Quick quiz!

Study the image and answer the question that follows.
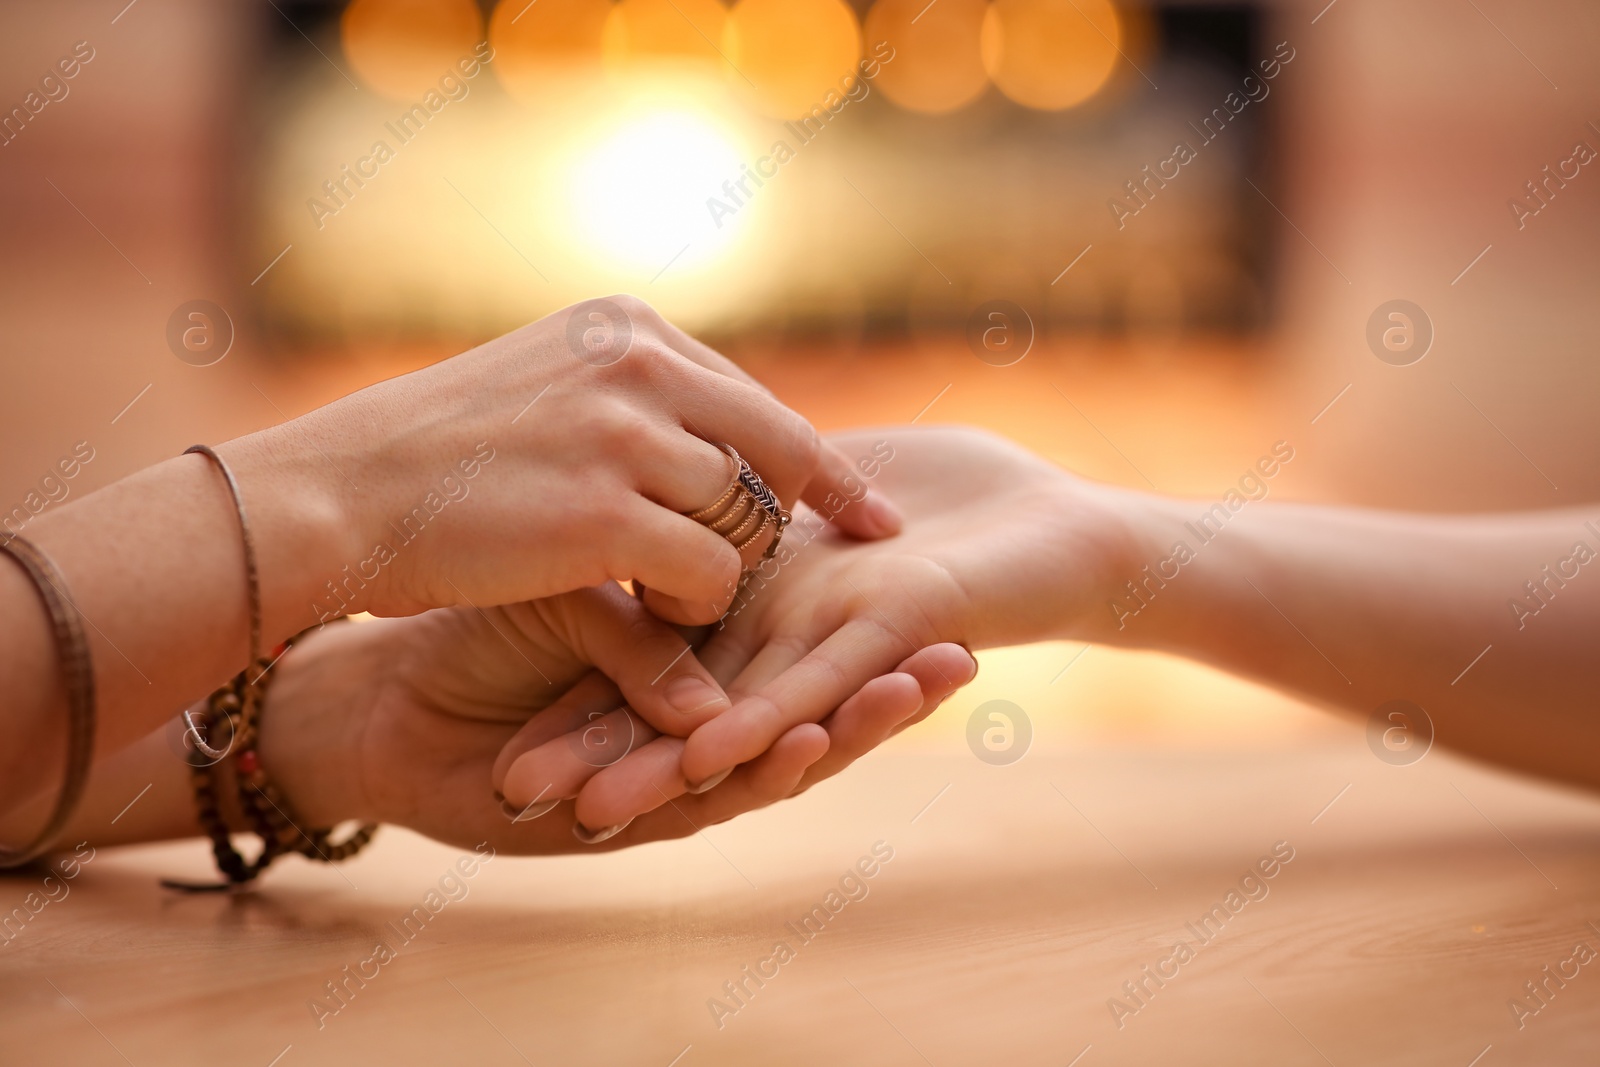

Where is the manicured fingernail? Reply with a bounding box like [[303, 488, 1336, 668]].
[[686, 767, 732, 795], [665, 676, 729, 716], [572, 818, 633, 845], [501, 797, 559, 823], [862, 490, 903, 535]]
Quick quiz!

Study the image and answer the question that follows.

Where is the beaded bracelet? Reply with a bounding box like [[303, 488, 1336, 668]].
[[0, 534, 96, 868], [163, 629, 377, 892]]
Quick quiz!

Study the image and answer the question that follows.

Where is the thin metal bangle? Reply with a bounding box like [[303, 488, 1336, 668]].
[[0, 534, 97, 867], [185, 443, 263, 691]]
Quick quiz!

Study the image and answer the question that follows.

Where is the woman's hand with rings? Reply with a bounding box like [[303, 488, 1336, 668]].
[[230, 295, 902, 630]]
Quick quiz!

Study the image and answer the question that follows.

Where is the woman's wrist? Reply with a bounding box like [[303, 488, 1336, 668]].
[[1056, 482, 1197, 648], [222, 424, 371, 631], [255, 621, 384, 828], [1070, 483, 1284, 657]]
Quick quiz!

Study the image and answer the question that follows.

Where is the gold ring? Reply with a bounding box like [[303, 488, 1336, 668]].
[[685, 443, 791, 571]]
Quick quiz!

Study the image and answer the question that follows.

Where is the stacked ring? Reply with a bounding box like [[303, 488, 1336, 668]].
[[686, 443, 792, 572]]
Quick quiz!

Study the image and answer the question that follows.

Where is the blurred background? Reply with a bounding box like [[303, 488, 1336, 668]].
[[2, 0, 1597, 751]]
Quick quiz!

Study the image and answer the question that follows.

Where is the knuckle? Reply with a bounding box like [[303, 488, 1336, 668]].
[[739, 693, 787, 734], [622, 609, 671, 650], [603, 293, 661, 330], [766, 630, 814, 667], [805, 646, 854, 693], [631, 340, 681, 377], [585, 397, 652, 450], [792, 419, 822, 474], [685, 532, 739, 591], [764, 410, 820, 494], [600, 338, 679, 389], [604, 292, 650, 315]]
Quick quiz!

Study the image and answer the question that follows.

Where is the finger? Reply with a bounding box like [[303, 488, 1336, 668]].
[[644, 320, 901, 541], [613, 501, 741, 624], [491, 670, 622, 793], [715, 627, 817, 698], [572, 735, 687, 833], [505, 614, 761, 812], [680, 615, 911, 786], [574, 647, 959, 839], [654, 359, 820, 507], [800, 440, 904, 540], [504, 708, 660, 812], [553, 584, 732, 736], [643, 310, 766, 390], [640, 582, 741, 630], [584, 724, 831, 849], [570, 693, 826, 832], [635, 428, 737, 514], [781, 648, 972, 807], [793, 646, 976, 793], [739, 723, 830, 799], [810, 672, 924, 764], [695, 624, 763, 689], [881, 644, 978, 729]]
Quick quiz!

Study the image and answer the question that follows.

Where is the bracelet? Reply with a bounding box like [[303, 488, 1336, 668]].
[[0, 534, 97, 868], [166, 444, 376, 890], [164, 627, 378, 892], [183, 444, 264, 758], [184, 444, 263, 675]]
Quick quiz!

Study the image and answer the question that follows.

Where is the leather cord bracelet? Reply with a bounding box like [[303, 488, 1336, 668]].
[[0, 534, 96, 868]]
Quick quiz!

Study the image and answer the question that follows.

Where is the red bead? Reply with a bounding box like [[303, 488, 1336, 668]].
[[236, 750, 259, 775]]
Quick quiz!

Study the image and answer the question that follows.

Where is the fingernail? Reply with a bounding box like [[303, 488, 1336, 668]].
[[572, 818, 633, 845], [862, 490, 903, 535], [501, 797, 559, 823], [665, 676, 729, 716], [685, 767, 732, 795]]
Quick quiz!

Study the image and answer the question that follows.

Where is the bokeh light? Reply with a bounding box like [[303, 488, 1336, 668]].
[[603, 0, 729, 77], [342, 0, 485, 100], [865, 0, 989, 115], [490, 0, 611, 105], [723, 0, 861, 121], [568, 111, 747, 274], [980, 0, 1121, 111]]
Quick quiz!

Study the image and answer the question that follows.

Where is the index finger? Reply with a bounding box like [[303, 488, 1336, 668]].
[[646, 315, 902, 541], [679, 615, 912, 786]]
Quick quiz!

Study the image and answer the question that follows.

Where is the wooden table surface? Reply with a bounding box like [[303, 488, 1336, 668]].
[[5, 683, 1600, 1067]]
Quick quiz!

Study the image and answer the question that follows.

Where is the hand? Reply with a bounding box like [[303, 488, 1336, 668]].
[[493, 425, 1132, 833], [226, 295, 902, 630], [257, 585, 965, 854]]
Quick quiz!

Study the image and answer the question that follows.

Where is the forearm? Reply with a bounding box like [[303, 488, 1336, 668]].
[[2, 620, 368, 851], [1084, 491, 1600, 788], [1, 429, 353, 815]]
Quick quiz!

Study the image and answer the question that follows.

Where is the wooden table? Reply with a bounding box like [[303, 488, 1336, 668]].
[[5, 674, 1600, 1067]]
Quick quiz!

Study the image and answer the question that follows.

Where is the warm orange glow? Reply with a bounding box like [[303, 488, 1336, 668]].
[[980, 0, 1121, 111], [724, 0, 861, 120], [490, 0, 611, 105], [865, 0, 989, 115], [342, 0, 485, 100], [603, 0, 729, 76]]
